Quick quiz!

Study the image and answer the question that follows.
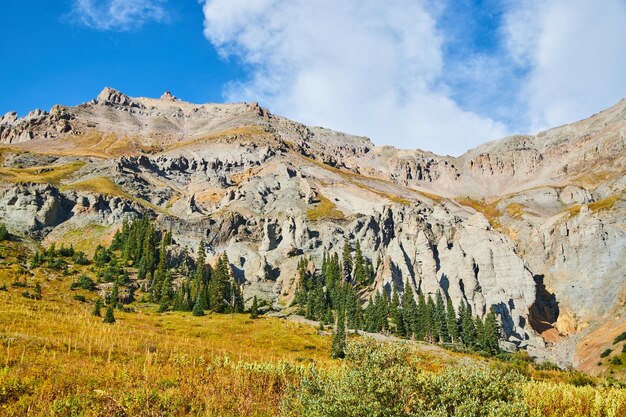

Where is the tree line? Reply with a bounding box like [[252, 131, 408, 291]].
[[293, 239, 501, 358]]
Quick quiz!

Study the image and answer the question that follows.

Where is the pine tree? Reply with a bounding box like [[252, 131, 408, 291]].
[[92, 298, 102, 317], [459, 301, 477, 348], [103, 305, 116, 323], [475, 315, 485, 351], [415, 291, 427, 340], [331, 308, 347, 359], [192, 240, 207, 301], [345, 286, 361, 330], [33, 282, 42, 300], [192, 294, 205, 316], [151, 231, 169, 302], [435, 290, 449, 343], [160, 271, 173, 304], [231, 282, 244, 313], [110, 283, 120, 308], [426, 294, 437, 342], [250, 295, 259, 319], [209, 253, 231, 313], [0, 223, 9, 241], [341, 239, 352, 282], [402, 284, 417, 338], [445, 296, 459, 343], [353, 240, 367, 286], [483, 310, 500, 355]]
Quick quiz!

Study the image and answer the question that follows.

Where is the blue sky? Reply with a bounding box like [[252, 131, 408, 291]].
[[0, 1, 243, 116], [2, 1, 625, 155]]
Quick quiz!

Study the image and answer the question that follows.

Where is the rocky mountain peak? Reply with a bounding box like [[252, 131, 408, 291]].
[[96, 87, 136, 107], [160, 91, 177, 101]]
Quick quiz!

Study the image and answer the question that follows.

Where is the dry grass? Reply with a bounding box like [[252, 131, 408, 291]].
[[306, 193, 345, 222], [166, 126, 269, 151], [6, 131, 164, 159], [300, 155, 442, 206], [524, 382, 626, 417], [505, 202, 527, 220], [455, 197, 502, 230], [45, 223, 116, 257], [0, 161, 85, 185], [0, 239, 332, 416], [566, 193, 623, 218]]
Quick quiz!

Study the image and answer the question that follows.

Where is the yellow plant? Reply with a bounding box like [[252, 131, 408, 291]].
[[0, 161, 85, 184], [306, 193, 345, 221]]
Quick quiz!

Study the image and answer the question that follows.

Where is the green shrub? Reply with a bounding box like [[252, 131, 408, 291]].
[[71, 274, 96, 291], [535, 361, 560, 371], [72, 251, 90, 265], [281, 339, 530, 417], [0, 223, 9, 241], [601, 348, 612, 358], [611, 357, 622, 366], [613, 332, 626, 344], [73, 294, 87, 302]]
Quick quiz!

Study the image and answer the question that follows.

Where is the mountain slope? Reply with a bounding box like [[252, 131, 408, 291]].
[[1, 88, 624, 368]]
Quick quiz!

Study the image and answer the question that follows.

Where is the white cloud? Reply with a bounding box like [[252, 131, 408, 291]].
[[72, 0, 168, 31], [503, 0, 626, 131], [201, 0, 509, 156]]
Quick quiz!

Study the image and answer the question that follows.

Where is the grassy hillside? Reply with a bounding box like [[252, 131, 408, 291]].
[[1, 237, 626, 416]]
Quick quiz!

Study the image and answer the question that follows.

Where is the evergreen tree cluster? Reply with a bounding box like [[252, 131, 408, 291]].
[[293, 240, 502, 356], [30, 243, 88, 271], [109, 218, 245, 316]]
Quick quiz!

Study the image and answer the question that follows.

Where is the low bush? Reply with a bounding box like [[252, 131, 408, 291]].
[[70, 274, 96, 291], [281, 339, 529, 417]]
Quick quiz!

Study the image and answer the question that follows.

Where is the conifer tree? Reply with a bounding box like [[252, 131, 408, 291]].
[[445, 296, 459, 343], [209, 253, 231, 313], [0, 223, 9, 241], [192, 294, 205, 316], [341, 239, 352, 282], [345, 285, 361, 330], [231, 281, 244, 313], [435, 291, 449, 343], [483, 310, 500, 355], [103, 305, 116, 323], [415, 291, 427, 340], [331, 308, 347, 359], [475, 315, 485, 351], [33, 282, 42, 300], [426, 294, 437, 342], [192, 240, 207, 303], [402, 284, 417, 338], [353, 241, 367, 286], [250, 295, 259, 319], [92, 298, 102, 317], [459, 301, 477, 347], [324, 306, 334, 325], [110, 283, 120, 308]]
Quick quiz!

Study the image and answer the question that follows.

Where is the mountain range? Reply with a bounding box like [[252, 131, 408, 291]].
[[1, 87, 624, 370]]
